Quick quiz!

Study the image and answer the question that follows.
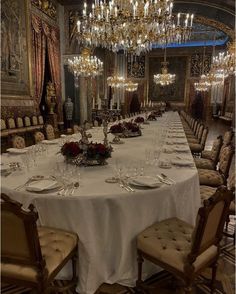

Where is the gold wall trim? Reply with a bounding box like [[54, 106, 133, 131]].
[[194, 15, 234, 40], [175, 0, 235, 16]]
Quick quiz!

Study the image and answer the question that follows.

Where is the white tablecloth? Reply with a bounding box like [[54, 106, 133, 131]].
[[1, 112, 201, 294]]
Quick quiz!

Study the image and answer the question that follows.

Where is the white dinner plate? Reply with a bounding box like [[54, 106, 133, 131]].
[[129, 176, 162, 188], [6, 148, 28, 154], [26, 179, 62, 193]]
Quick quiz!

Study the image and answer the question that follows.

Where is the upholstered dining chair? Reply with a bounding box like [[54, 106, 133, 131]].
[[187, 124, 204, 144], [16, 117, 25, 133], [12, 135, 26, 149], [24, 116, 31, 129], [1, 119, 8, 137], [1, 194, 78, 293], [189, 127, 208, 156], [38, 115, 44, 126], [136, 186, 233, 294], [73, 124, 80, 134], [34, 131, 45, 144], [194, 136, 223, 170], [198, 144, 234, 187], [45, 124, 55, 140], [7, 118, 17, 135]]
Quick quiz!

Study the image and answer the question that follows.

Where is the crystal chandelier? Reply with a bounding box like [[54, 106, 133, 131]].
[[76, 1, 194, 56], [211, 42, 235, 78], [107, 75, 126, 88], [153, 47, 176, 86], [67, 48, 103, 77], [125, 80, 138, 92]]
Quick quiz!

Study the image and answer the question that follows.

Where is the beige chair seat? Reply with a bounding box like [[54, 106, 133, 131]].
[[200, 186, 217, 202], [201, 150, 212, 160], [1, 130, 9, 137], [189, 143, 203, 153], [187, 138, 199, 144], [198, 169, 224, 187], [1, 227, 78, 283], [137, 217, 218, 274], [195, 158, 215, 170]]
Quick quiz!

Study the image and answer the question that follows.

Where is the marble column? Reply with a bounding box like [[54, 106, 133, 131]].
[[79, 77, 88, 125]]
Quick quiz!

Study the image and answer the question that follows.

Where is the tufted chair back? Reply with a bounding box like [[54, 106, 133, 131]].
[[228, 171, 235, 191], [194, 122, 201, 136], [190, 186, 232, 260], [210, 136, 223, 164], [24, 117, 31, 127], [7, 118, 16, 129], [32, 116, 38, 126], [34, 131, 45, 144], [12, 136, 26, 149], [218, 145, 234, 179], [223, 130, 234, 145], [1, 194, 43, 268], [45, 124, 55, 140], [197, 124, 204, 140], [1, 194, 79, 292], [200, 127, 208, 149], [1, 119, 7, 130], [73, 124, 80, 134], [93, 120, 99, 127], [16, 117, 24, 128], [38, 115, 44, 125]]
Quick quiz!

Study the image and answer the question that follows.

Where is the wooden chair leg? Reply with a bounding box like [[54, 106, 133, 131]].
[[184, 279, 193, 294], [225, 215, 230, 231], [210, 262, 218, 294], [136, 251, 144, 288]]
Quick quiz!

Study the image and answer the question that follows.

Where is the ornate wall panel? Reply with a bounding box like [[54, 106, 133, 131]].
[[127, 55, 145, 78], [1, 0, 33, 101], [148, 56, 187, 101], [190, 53, 212, 77]]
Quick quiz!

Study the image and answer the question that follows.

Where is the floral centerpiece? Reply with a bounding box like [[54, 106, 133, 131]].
[[134, 116, 145, 123], [123, 121, 142, 137], [109, 123, 125, 144], [109, 123, 125, 134], [148, 113, 157, 121], [61, 141, 112, 166]]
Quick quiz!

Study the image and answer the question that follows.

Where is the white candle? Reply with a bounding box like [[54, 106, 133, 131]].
[[177, 13, 180, 25], [117, 97, 120, 110], [77, 20, 81, 32], [115, 6, 117, 17], [190, 14, 194, 26]]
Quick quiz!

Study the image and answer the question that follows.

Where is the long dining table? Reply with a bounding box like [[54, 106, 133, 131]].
[[1, 112, 201, 294]]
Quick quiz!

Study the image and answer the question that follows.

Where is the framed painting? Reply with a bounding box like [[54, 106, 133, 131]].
[[1, 0, 33, 101]]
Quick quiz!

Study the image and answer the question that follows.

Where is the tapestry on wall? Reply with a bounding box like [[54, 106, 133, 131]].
[[148, 56, 186, 101], [1, 0, 32, 99], [127, 54, 145, 78], [31, 0, 57, 21]]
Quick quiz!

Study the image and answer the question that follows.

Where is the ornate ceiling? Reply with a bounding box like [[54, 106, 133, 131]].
[[57, 0, 235, 39]]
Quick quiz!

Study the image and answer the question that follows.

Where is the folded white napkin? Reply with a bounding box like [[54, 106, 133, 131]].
[[174, 146, 189, 152], [171, 159, 193, 166], [132, 176, 161, 187], [26, 179, 57, 192], [42, 140, 58, 144], [6, 148, 28, 154]]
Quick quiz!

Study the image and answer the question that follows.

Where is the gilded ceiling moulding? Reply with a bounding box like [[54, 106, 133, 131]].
[[194, 15, 234, 41]]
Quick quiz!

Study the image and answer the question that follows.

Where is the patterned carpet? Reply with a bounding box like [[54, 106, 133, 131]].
[[2, 222, 235, 294]]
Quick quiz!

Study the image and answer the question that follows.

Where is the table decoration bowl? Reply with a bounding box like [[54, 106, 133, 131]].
[[134, 117, 145, 124], [61, 141, 113, 166]]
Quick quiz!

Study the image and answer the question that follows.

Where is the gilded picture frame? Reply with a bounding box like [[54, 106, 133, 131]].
[[1, 0, 33, 101]]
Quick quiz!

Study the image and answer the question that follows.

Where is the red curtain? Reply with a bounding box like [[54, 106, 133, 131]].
[[32, 15, 46, 105], [32, 15, 63, 121]]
